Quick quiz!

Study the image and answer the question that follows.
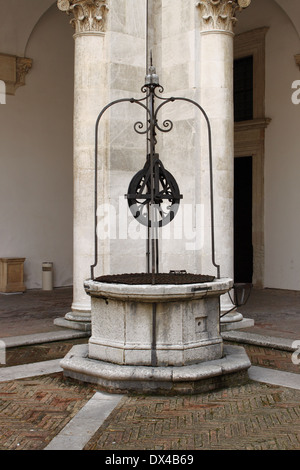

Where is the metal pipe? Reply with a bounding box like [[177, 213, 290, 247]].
[[146, 0, 150, 273], [151, 302, 157, 366]]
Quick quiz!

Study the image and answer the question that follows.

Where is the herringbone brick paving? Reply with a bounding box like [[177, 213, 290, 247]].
[[0, 338, 88, 368], [83, 343, 300, 451], [0, 373, 96, 450], [232, 343, 299, 374], [0, 340, 299, 450], [84, 381, 300, 451]]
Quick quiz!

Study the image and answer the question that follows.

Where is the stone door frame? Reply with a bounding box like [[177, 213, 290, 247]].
[[234, 27, 271, 288]]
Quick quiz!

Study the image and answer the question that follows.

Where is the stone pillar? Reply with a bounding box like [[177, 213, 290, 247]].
[[56, 0, 109, 330], [196, 0, 251, 324]]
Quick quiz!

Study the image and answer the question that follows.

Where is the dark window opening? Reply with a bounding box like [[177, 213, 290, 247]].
[[234, 56, 253, 122]]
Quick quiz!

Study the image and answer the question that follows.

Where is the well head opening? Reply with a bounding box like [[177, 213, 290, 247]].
[[95, 272, 215, 285]]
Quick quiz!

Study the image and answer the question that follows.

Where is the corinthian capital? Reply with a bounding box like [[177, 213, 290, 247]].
[[57, 0, 109, 35], [16, 58, 33, 89], [196, 0, 251, 33]]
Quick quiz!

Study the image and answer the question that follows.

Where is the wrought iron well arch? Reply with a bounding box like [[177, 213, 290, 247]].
[[90, 65, 221, 281]]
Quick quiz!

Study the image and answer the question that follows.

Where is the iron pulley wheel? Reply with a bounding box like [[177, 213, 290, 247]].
[[127, 157, 181, 228]]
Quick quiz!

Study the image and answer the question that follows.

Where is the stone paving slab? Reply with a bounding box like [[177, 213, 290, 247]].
[[248, 366, 300, 390], [0, 330, 89, 348], [222, 330, 296, 351], [44, 391, 123, 451], [0, 360, 62, 383]]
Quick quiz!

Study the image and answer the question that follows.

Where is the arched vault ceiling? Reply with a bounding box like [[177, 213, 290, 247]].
[[274, 0, 300, 40], [0, 0, 55, 56]]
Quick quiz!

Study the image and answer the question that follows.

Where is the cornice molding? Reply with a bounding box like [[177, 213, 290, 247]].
[[57, 0, 109, 35], [234, 118, 271, 133], [196, 0, 251, 33]]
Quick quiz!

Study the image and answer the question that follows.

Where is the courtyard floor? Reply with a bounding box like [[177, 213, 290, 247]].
[[0, 286, 299, 453]]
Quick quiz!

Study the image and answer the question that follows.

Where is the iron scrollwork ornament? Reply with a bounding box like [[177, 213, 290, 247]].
[[125, 62, 182, 228]]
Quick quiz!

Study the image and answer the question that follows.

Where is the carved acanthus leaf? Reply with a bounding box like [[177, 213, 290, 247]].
[[16, 58, 33, 89], [57, 0, 109, 34], [196, 0, 251, 32]]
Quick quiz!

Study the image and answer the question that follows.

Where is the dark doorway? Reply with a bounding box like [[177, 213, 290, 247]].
[[234, 156, 253, 283]]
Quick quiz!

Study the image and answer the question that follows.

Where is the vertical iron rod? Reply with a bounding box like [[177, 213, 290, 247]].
[[146, 0, 150, 274], [148, 57, 158, 282], [151, 303, 157, 366]]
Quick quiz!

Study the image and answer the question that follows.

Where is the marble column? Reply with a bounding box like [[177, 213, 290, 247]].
[[56, 0, 109, 330], [196, 0, 251, 324]]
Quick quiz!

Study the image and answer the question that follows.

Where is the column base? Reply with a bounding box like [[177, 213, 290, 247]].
[[220, 307, 254, 332], [220, 294, 251, 329], [220, 310, 243, 323], [54, 315, 91, 332], [54, 304, 91, 332], [65, 310, 91, 322], [220, 291, 255, 331], [220, 317, 254, 332]]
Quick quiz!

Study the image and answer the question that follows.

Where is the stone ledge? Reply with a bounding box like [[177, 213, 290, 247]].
[[0, 329, 89, 349], [54, 317, 91, 332], [222, 330, 296, 352], [84, 277, 233, 303], [60, 344, 251, 395]]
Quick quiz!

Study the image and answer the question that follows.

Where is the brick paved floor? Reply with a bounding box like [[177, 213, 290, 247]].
[[0, 340, 298, 450], [0, 373, 95, 450], [0, 338, 88, 368], [84, 381, 300, 451], [230, 343, 300, 374], [83, 342, 300, 451]]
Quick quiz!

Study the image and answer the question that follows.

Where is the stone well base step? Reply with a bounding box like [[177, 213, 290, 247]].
[[60, 344, 251, 395]]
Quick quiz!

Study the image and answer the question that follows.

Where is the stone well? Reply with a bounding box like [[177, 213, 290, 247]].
[[60, 275, 251, 394]]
